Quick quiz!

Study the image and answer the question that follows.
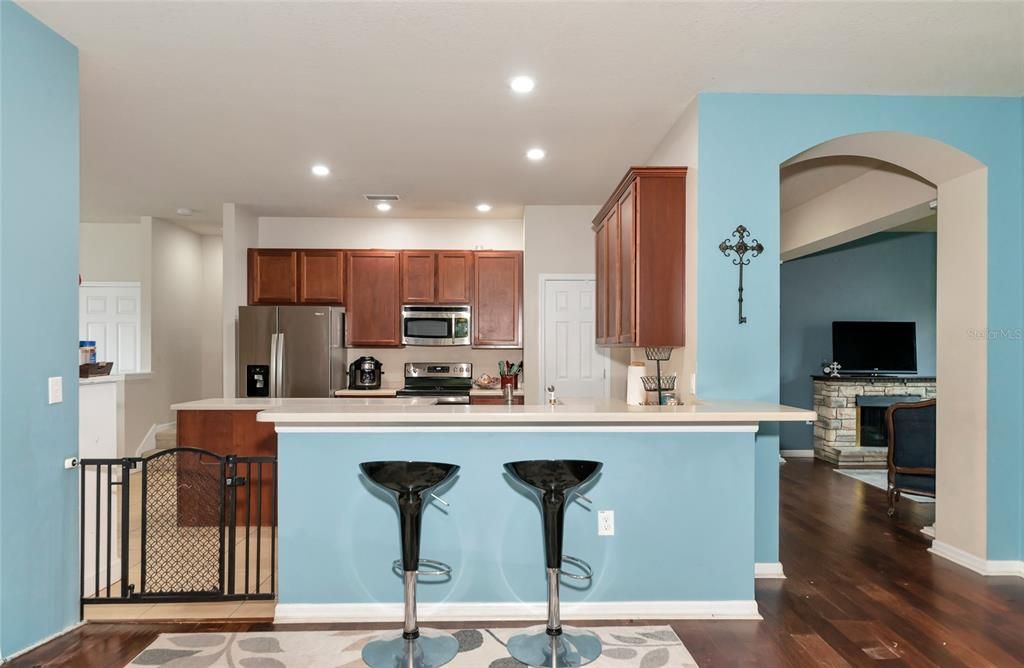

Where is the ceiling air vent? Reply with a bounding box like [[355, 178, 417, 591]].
[[364, 194, 400, 202]]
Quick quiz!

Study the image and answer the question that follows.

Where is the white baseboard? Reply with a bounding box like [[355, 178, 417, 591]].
[[920, 525, 935, 538], [274, 600, 761, 623], [2, 621, 84, 663], [780, 449, 814, 459], [929, 540, 1024, 578], [754, 562, 786, 579]]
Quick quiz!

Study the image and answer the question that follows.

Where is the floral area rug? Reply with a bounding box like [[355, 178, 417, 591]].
[[128, 625, 698, 667]]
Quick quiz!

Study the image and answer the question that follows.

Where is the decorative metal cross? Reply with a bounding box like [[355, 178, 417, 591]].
[[719, 225, 765, 324], [824, 362, 842, 378]]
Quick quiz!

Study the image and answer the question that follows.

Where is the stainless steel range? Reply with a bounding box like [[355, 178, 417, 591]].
[[395, 362, 472, 405]]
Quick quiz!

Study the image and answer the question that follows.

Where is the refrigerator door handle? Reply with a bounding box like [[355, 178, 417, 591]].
[[276, 332, 285, 397], [269, 333, 279, 398]]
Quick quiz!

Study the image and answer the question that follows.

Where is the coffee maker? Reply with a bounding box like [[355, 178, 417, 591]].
[[348, 356, 383, 390]]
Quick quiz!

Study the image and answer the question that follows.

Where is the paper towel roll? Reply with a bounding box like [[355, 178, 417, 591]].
[[626, 361, 647, 406]]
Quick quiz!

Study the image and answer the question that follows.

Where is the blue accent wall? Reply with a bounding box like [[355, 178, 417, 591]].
[[780, 232, 938, 451], [0, 2, 80, 658], [697, 93, 1023, 562], [278, 431, 757, 605]]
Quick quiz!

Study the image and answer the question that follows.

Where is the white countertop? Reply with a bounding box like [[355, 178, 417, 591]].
[[80, 374, 124, 386], [254, 399, 816, 426], [334, 388, 401, 397], [333, 387, 524, 397], [172, 397, 437, 411]]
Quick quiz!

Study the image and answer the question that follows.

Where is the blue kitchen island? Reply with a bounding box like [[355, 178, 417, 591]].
[[257, 400, 814, 622]]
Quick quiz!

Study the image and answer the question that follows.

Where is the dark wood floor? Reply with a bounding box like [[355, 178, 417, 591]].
[[11, 459, 1024, 667]]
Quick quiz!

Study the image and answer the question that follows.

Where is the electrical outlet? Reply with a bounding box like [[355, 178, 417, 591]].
[[48, 376, 63, 404], [598, 510, 614, 536]]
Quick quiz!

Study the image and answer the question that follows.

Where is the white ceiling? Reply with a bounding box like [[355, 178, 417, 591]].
[[24, 1, 1024, 229]]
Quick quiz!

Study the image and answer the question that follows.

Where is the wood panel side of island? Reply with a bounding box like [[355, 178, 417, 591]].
[[176, 410, 277, 527]]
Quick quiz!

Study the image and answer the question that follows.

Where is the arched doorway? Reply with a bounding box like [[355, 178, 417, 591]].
[[782, 132, 988, 560]]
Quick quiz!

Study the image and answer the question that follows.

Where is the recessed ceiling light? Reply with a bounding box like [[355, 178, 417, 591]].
[[476, 203, 493, 213], [311, 164, 330, 177], [509, 75, 535, 94], [526, 147, 546, 161], [376, 202, 392, 212]]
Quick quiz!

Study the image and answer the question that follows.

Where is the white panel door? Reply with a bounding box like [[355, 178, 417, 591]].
[[542, 278, 608, 400], [79, 282, 142, 373]]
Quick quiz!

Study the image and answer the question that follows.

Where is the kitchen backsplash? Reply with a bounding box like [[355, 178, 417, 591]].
[[346, 347, 524, 387]]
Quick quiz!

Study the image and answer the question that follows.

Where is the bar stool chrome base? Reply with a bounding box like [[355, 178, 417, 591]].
[[506, 626, 602, 668], [361, 628, 460, 668]]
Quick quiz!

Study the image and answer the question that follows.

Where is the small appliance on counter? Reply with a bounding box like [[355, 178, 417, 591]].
[[348, 356, 384, 390], [395, 362, 472, 404]]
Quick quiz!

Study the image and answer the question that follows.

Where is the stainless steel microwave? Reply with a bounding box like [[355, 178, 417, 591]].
[[401, 305, 471, 346]]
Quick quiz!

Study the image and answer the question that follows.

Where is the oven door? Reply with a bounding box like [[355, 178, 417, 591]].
[[403, 316, 453, 345]]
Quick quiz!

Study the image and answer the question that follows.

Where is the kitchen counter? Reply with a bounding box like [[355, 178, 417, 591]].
[[172, 397, 434, 411], [333, 387, 401, 397], [332, 387, 525, 398], [257, 399, 813, 427], [270, 398, 813, 624]]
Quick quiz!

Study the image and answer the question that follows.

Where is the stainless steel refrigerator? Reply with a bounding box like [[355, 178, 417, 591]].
[[237, 306, 347, 398]]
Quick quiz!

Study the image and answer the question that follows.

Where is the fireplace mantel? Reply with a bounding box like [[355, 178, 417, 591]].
[[810, 375, 936, 382], [812, 376, 936, 465]]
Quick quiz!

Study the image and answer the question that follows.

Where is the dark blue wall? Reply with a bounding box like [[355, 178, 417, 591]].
[[779, 232, 937, 451]]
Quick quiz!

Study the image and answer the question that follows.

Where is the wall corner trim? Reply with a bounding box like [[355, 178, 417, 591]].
[[929, 540, 1024, 578], [754, 562, 786, 579]]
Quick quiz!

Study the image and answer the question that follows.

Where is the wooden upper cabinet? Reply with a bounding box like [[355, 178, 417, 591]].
[[436, 252, 473, 304], [595, 222, 609, 344], [592, 167, 686, 347], [473, 251, 523, 348], [298, 250, 345, 304], [617, 182, 637, 346], [401, 251, 437, 304], [346, 251, 402, 347], [248, 249, 298, 304]]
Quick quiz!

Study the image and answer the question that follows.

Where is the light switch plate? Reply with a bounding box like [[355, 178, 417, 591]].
[[48, 376, 63, 404], [598, 510, 614, 536]]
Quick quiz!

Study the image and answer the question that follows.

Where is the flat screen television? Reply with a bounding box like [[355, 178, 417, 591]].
[[831, 321, 917, 375]]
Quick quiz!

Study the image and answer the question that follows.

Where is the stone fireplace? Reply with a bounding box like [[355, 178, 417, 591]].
[[813, 376, 936, 465]]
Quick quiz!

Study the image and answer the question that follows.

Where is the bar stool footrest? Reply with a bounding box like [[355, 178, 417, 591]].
[[561, 554, 593, 581], [391, 558, 453, 577]]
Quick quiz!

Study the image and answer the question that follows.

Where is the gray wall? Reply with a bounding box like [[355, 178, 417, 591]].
[[780, 232, 937, 450]]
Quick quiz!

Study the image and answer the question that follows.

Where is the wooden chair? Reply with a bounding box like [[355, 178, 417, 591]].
[[886, 399, 936, 517]]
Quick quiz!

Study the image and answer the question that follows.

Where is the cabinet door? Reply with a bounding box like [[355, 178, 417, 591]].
[[437, 251, 473, 304], [604, 207, 621, 342], [472, 251, 522, 348], [346, 251, 402, 346], [617, 182, 636, 345], [595, 223, 609, 344], [248, 249, 298, 304], [298, 250, 345, 304], [401, 251, 437, 304]]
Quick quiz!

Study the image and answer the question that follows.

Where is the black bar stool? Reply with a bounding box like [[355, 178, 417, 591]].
[[359, 461, 460, 668], [504, 459, 604, 668]]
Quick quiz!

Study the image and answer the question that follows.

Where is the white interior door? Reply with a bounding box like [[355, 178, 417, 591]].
[[542, 277, 608, 401], [79, 282, 142, 373]]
